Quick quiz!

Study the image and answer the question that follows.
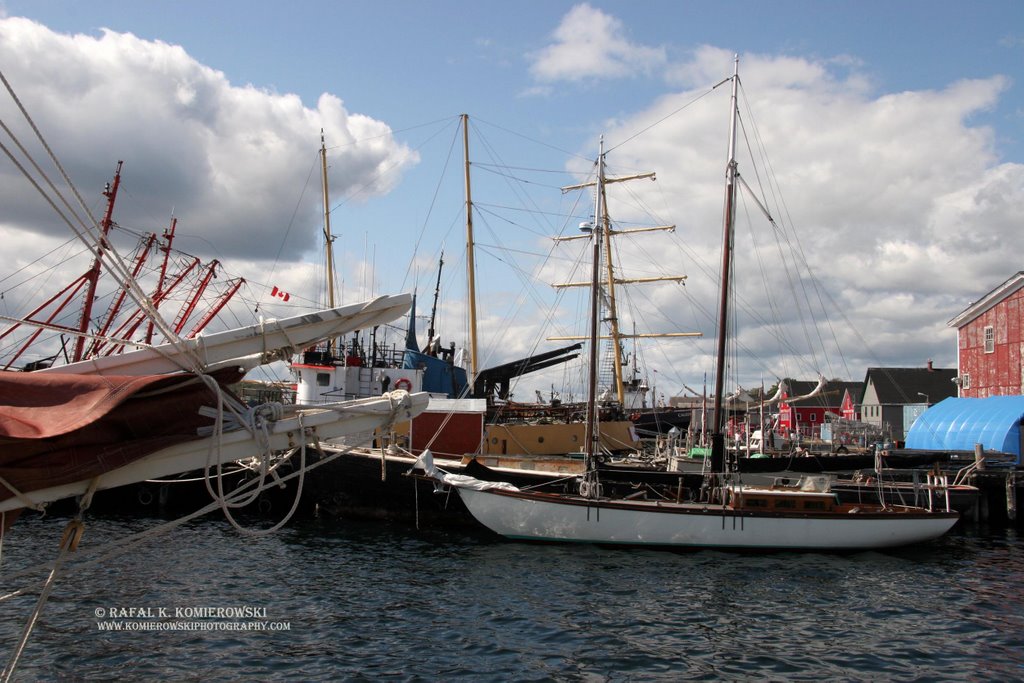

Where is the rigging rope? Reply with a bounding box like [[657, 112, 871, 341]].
[[0, 66, 201, 375]]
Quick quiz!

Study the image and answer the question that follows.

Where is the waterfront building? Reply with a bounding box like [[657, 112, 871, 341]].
[[948, 271, 1024, 398]]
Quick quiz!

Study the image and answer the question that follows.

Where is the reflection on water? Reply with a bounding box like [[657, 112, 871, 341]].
[[1, 513, 1021, 680]]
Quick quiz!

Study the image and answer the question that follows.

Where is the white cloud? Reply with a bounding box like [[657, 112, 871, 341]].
[[2, 14, 1018, 398], [519, 47, 1021, 395], [0, 17, 416, 266], [528, 3, 666, 83]]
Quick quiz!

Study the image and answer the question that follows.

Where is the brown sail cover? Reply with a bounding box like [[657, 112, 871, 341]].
[[0, 368, 244, 508]]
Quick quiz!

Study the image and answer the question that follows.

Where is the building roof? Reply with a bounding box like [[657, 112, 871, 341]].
[[947, 271, 1024, 329], [905, 396, 1024, 459], [862, 367, 958, 405]]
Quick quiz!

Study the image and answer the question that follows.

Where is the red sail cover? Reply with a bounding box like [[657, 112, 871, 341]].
[[0, 369, 244, 508]]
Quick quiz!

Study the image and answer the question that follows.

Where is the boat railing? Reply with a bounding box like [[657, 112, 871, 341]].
[[925, 472, 953, 512], [877, 470, 954, 512]]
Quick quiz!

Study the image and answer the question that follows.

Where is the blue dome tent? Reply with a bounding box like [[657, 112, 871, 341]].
[[905, 396, 1024, 463]]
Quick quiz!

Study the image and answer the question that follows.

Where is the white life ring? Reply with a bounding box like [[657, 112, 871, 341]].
[[394, 377, 413, 391]]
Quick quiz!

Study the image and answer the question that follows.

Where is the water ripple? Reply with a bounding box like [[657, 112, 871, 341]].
[[0, 514, 1021, 680]]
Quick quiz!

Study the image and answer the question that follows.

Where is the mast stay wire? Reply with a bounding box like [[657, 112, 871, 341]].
[[735, 80, 853, 383], [0, 67, 202, 374]]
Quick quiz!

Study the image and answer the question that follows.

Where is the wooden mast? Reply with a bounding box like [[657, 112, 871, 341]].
[[462, 114, 480, 387], [598, 174, 627, 403], [711, 55, 741, 474], [320, 130, 337, 355], [583, 138, 606, 491]]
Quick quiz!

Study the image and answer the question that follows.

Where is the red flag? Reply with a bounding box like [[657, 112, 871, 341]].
[[270, 286, 290, 302]]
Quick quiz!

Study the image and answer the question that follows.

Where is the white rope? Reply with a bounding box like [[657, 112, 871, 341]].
[[0, 476, 47, 513], [0, 67, 212, 377], [215, 424, 309, 538]]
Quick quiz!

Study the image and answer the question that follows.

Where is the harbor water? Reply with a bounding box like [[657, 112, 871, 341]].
[[1, 511, 1022, 681]]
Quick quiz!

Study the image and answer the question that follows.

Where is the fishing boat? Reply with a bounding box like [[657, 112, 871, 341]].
[[294, 123, 640, 436], [424, 57, 960, 549]]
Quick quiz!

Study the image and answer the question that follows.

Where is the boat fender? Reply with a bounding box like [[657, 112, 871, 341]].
[[394, 377, 413, 391]]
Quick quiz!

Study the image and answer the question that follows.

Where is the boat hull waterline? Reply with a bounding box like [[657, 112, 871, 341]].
[[455, 486, 959, 550], [0, 391, 429, 513]]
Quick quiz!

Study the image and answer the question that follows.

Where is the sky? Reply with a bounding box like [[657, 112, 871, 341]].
[[0, 1, 1022, 402]]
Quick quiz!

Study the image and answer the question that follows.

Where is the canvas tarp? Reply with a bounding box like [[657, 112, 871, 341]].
[[0, 368, 243, 506]]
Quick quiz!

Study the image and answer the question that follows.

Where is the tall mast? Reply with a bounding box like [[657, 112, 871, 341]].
[[463, 114, 480, 386], [320, 130, 337, 354], [554, 178, 691, 404], [598, 175, 627, 403], [584, 139, 606, 470], [74, 161, 122, 362], [711, 55, 741, 473]]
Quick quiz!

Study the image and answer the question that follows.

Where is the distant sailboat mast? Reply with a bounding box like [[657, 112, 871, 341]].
[[552, 175, 694, 406], [426, 250, 444, 355]]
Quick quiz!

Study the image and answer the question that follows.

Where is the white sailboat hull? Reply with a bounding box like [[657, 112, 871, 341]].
[[41, 294, 413, 376], [0, 391, 429, 513], [455, 487, 959, 550]]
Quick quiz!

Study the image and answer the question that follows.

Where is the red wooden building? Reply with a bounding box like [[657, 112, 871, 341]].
[[948, 271, 1024, 398], [776, 379, 863, 439]]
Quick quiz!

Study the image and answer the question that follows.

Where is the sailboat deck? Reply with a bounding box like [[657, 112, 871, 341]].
[[488, 486, 957, 521]]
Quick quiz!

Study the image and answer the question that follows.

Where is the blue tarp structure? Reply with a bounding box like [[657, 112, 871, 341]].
[[403, 349, 468, 398], [905, 396, 1024, 462]]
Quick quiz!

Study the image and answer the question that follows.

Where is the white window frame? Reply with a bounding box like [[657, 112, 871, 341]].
[[984, 326, 995, 354], [962, 373, 971, 389]]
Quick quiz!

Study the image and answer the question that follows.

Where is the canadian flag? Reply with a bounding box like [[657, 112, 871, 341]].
[[270, 286, 291, 302]]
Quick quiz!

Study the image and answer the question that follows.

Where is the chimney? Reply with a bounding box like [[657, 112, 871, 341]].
[[927, 359, 933, 372]]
